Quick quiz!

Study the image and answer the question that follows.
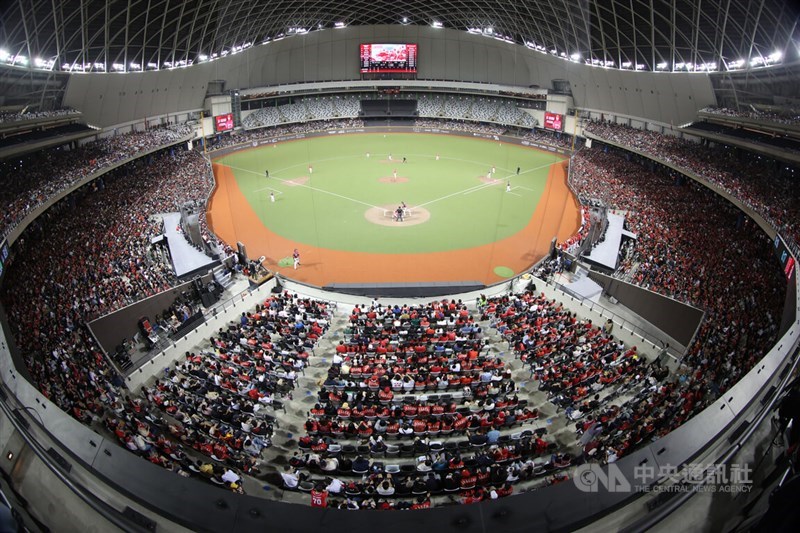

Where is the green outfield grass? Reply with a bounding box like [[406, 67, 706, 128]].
[[214, 133, 563, 254]]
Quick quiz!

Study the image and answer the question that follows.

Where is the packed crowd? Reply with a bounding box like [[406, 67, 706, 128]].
[[207, 119, 365, 151], [700, 106, 800, 126], [1, 147, 212, 418], [413, 118, 505, 135], [0, 142, 315, 491], [125, 293, 333, 492], [557, 208, 591, 254], [0, 124, 192, 239], [570, 147, 785, 406], [583, 121, 800, 246], [483, 290, 656, 460], [516, 127, 578, 150], [285, 300, 570, 509], [0, 107, 80, 124]]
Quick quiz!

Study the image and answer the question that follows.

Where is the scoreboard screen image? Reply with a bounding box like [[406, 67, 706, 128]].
[[360, 44, 417, 73], [214, 113, 234, 132], [544, 112, 564, 131]]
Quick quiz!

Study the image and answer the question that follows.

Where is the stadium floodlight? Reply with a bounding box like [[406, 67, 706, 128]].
[[130, 62, 141, 70], [198, 54, 208, 61], [401, 17, 410, 25], [727, 58, 745, 69], [635, 63, 646, 70], [431, 21, 443, 29], [764, 51, 782, 64], [570, 52, 581, 61], [674, 62, 686, 69], [621, 61, 632, 68], [112, 63, 125, 71], [656, 62, 668, 70], [0, 49, 9, 61], [334, 22, 346, 28]]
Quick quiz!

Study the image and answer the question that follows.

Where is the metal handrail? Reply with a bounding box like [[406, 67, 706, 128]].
[[547, 277, 680, 354]]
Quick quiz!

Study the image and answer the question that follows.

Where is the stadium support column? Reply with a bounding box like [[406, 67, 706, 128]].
[[230, 90, 242, 128], [571, 107, 579, 151], [200, 111, 207, 154]]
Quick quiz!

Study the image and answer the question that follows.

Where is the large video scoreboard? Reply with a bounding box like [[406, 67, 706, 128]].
[[360, 44, 418, 73]]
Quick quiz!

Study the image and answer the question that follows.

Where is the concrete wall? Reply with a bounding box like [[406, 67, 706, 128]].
[[87, 281, 193, 355], [87, 274, 212, 355], [587, 271, 704, 347], [63, 26, 716, 127]]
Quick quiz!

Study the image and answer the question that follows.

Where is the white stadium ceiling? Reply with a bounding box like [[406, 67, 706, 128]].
[[0, 0, 798, 72]]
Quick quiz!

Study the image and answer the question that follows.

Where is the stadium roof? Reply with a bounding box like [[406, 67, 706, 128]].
[[0, 0, 798, 73]]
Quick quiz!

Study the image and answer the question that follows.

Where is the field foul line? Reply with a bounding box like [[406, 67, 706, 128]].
[[278, 180, 381, 209], [417, 181, 496, 207], [420, 161, 554, 206], [227, 163, 380, 209], [461, 180, 504, 196]]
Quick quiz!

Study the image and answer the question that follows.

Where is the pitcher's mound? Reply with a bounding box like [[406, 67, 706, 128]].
[[365, 204, 431, 227], [378, 176, 409, 183]]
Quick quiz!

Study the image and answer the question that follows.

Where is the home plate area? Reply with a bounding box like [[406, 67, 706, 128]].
[[364, 204, 431, 227]]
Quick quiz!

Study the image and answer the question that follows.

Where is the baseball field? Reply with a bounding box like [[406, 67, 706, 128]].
[[207, 132, 580, 287]]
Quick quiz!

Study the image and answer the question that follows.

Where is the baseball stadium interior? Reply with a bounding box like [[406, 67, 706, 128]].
[[0, 1, 799, 532]]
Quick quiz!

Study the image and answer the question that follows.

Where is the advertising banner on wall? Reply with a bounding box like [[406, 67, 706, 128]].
[[214, 113, 234, 132]]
